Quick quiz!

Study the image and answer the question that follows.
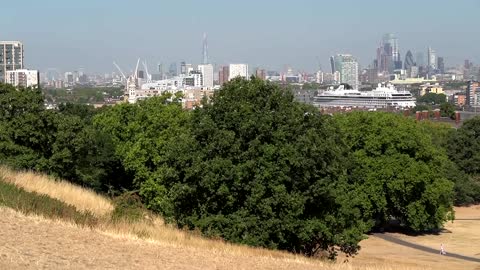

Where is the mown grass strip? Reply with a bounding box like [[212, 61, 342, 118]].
[[0, 180, 97, 227]]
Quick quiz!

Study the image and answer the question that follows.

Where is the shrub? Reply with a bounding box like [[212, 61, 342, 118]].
[[112, 192, 149, 223]]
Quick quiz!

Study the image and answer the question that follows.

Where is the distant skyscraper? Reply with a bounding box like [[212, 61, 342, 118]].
[[158, 63, 164, 79], [330, 56, 336, 74], [202, 33, 209, 64], [65, 72, 74, 85], [0, 41, 24, 82], [219, 66, 229, 85], [180, 61, 187, 75], [198, 64, 214, 88], [427, 47, 437, 70], [404, 50, 415, 70], [376, 34, 401, 74], [416, 52, 425, 68], [229, 64, 249, 80], [437, 57, 445, 74], [332, 54, 359, 89], [169, 62, 177, 77]]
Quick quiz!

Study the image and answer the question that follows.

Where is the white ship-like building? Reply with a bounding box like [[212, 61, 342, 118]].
[[313, 83, 416, 109]]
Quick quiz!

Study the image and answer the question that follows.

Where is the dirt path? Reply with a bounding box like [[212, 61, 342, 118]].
[[0, 207, 322, 270], [372, 233, 480, 263]]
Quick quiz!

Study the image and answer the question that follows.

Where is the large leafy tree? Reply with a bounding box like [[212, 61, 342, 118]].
[[447, 117, 480, 204], [419, 121, 479, 205], [335, 112, 455, 232], [448, 117, 480, 174], [94, 94, 190, 192], [0, 84, 118, 190], [140, 78, 369, 258]]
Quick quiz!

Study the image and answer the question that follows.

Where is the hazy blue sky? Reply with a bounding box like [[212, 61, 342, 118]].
[[2, 0, 479, 73]]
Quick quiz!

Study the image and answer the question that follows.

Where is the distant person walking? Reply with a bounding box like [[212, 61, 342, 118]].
[[440, 244, 447, 255]]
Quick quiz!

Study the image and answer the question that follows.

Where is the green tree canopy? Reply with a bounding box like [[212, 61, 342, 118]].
[[93, 94, 190, 192], [448, 117, 480, 174], [417, 93, 447, 105], [137, 78, 369, 258], [440, 102, 456, 120], [0, 83, 119, 190], [335, 112, 455, 232]]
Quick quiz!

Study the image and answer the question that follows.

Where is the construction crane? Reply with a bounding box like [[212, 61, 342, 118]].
[[142, 60, 152, 82], [113, 61, 127, 82], [134, 58, 140, 79]]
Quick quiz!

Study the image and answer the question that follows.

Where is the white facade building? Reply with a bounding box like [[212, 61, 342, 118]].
[[189, 72, 203, 87], [229, 64, 249, 80], [5, 69, 39, 88], [0, 41, 24, 82], [198, 64, 214, 89]]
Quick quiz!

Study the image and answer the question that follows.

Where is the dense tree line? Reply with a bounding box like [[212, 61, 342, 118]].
[[0, 83, 123, 190], [1, 80, 478, 259]]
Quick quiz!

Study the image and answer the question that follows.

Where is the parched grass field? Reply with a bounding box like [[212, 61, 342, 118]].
[[0, 167, 479, 269]]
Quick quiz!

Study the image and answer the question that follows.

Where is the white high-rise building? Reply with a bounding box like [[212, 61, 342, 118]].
[[198, 64, 214, 89], [428, 47, 437, 70], [0, 41, 24, 82], [229, 64, 249, 80], [190, 72, 203, 87], [5, 69, 39, 88]]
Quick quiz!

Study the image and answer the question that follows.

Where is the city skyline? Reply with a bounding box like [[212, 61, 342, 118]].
[[1, 0, 479, 73]]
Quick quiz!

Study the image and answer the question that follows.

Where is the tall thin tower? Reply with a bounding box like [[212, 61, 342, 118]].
[[202, 33, 209, 64]]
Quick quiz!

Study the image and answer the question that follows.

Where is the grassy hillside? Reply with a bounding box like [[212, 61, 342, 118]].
[[1, 167, 478, 269]]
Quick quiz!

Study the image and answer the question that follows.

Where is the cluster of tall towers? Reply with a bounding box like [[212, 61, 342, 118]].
[[375, 34, 402, 75]]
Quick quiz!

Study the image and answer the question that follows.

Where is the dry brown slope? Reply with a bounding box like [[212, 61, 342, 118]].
[[0, 207, 326, 270]]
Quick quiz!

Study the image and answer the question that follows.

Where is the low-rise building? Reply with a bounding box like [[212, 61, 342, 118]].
[[453, 93, 466, 107], [5, 69, 39, 88], [420, 83, 444, 96]]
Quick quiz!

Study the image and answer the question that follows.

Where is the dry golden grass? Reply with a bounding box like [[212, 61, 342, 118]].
[[1, 167, 478, 270], [0, 206, 429, 270], [0, 166, 113, 217], [348, 207, 480, 270]]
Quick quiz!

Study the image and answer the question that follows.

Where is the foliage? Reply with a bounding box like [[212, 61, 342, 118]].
[[443, 81, 467, 90], [417, 93, 446, 105], [2, 81, 475, 258], [417, 121, 453, 149], [93, 94, 189, 193], [302, 82, 322, 90], [411, 104, 430, 113], [0, 84, 120, 191], [136, 78, 370, 258], [112, 192, 149, 223], [448, 117, 480, 175], [335, 112, 455, 232], [440, 102, 456, 120], [447, 117, 480, 205], [0, 179, 97, 226], [43, 87, 123, 104]]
